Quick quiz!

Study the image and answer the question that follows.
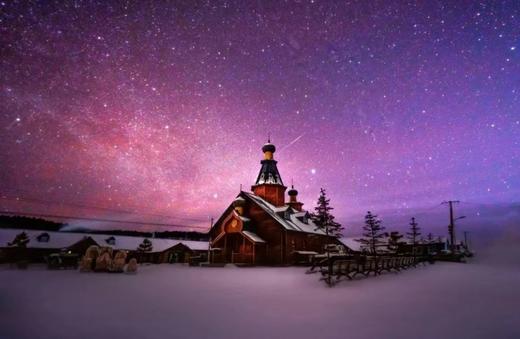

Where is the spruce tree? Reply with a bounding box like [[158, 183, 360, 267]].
[[8, 231, 30, 247], [137, 238, 153, 252], [8, 231, 30, 268], [311, 188, 344, 238], [356, 211, 386, 256], [310, 188, 343, 286], [407, 217, 421, 259]]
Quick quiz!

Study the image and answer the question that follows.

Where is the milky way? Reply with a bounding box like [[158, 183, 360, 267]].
[[1, 1, 519, 230]]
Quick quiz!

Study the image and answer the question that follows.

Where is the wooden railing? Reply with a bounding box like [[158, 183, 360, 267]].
[[310, 255, 432, 286]]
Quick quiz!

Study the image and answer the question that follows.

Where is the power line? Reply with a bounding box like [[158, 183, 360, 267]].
[[410, 203, 445, 216], [0, 210, 210, 230], [0, 192, 209, 223]]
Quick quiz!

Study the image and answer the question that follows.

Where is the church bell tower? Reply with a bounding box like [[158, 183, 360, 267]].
[[251, 139, 287, 206]]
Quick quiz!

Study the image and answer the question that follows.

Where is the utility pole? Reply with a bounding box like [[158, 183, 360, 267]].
[[442, 200, 460, 252], [464, 231, 470, 250], [208, 217, 214, 264]]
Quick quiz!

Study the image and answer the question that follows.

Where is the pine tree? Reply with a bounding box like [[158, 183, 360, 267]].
[[387, 231, 404, 253], [310, 188, 344, 286], [8, 231, 30, 268], [311, 188, 344, 238], [8, 232, 30, 248], [406, 217, 421, 258], [137, 238, 153, 252], [356, 211, 386, 256]]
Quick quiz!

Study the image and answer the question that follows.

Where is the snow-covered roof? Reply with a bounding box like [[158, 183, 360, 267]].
[[400, 237, 447, 245], [339, 237, 362, 251], [256, 173, 283, 185], [176, 240, 209, 251], [293, 250, 318, 255], [0, 228, 209, 252], [242, 231, 265, 243], [0, 228, 87, 249], [88, 234, 208, 252], [338, 236, 447, 252], [242, 192, 327, 235], [272, 205, 290, 213], [237, 215, 251, 223]]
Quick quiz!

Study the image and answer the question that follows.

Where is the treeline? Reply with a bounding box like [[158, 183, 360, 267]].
[[310, 189, 445, 255], [76, 229, 209, 241], [0, 215, 209, 241], [0, 215, 64, 231]]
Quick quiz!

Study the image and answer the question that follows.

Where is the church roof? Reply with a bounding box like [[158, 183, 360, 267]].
[[242, 231, 266, 243], [254, 159, 284, 185], [242, 192, 327, 235]]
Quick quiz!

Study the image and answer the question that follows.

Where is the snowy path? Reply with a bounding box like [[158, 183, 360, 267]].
[[1, 259, 519, 339]]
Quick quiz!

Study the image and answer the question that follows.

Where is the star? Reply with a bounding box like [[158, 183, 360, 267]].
[[0, 1, 517, 229]]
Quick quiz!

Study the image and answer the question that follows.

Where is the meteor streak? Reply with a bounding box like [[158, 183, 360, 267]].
[[278, 134, 305, 153]]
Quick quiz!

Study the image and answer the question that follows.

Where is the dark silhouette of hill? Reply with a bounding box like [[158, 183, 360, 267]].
[[0, 215, 64, 231], [0, 215, 209, 241]]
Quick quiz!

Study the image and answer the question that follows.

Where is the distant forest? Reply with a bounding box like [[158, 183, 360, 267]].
[[0, 215, 209, 241], [0, 215, 64, 231]]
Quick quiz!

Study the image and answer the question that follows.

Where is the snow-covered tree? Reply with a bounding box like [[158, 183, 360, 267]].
[[137, 238, 153, 252], [310, 188, 344, 238], [8, 231, 30, 248], [407, 217, 421, 257], [356, 211, 386, 256]]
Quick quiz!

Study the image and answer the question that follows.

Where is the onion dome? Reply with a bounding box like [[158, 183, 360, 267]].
[[254, 138, 284, 186], [262, 142, 276, 154], [232, 196, 246, 207], [288, 185, 298, 197]]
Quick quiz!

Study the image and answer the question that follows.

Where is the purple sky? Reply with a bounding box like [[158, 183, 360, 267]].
[[1, 1, 519, 231]]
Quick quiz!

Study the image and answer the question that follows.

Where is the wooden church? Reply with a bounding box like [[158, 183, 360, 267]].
[[209, 140, 341, 265]]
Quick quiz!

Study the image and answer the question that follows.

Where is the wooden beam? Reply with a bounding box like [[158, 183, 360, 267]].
[[280, 232, 283, 264], [224, 235, 227, 263]]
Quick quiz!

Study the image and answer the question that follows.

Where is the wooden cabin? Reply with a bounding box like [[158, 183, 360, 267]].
[[0, 230, 97, 264], [398, 240, 447, 256], [209, 140, 342, 265], [0, 228, 208, 264]]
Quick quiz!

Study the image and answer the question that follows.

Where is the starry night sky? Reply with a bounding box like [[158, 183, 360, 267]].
[[1, 1, 519, 231]]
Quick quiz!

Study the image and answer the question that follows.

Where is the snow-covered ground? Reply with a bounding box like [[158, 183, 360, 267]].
[[2, 236, 520, 339]]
